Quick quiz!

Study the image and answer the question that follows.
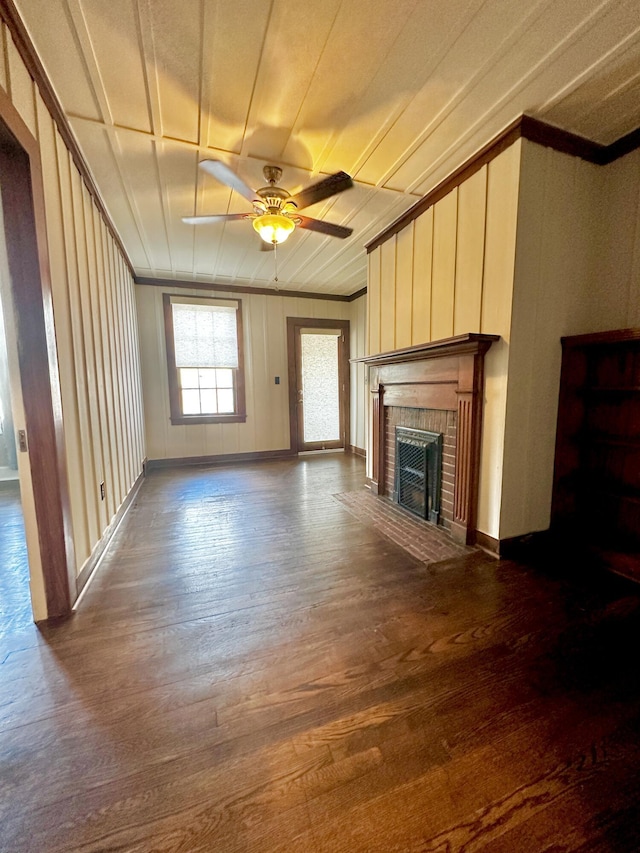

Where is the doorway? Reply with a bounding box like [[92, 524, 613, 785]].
[[0, 283, 30, 633], [0, 92, 74, 621], [287, 317, 350, 452], [0, 288, 17, 480]]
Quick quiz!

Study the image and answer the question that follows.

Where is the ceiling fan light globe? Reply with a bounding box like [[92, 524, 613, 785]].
[[253, 213, 295, 244]]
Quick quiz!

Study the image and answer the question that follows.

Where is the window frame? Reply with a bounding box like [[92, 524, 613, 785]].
[[163, 293, 246, 425]]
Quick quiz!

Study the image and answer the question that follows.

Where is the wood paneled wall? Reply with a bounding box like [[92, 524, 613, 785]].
[[369, 137, 640, 543], [598, 148, 640, 328], [136, 285, 366, 461], [366, 144, 521, 355], [501, 141, 639, 539], [1, 22, 145, 593], [366, 142, 522, 537]]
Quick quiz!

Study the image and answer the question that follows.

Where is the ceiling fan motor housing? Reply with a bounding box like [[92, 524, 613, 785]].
[[254, 184, 298, 218]]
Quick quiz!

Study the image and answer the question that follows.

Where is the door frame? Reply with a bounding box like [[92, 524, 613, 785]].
[[0, 86, 75, 619], [286, 317, 350, 452]]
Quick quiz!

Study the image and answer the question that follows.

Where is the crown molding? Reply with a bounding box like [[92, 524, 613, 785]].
[[366, 115, 640, 254], [347, 286, 367, 302], [134, 275, 367, 303]]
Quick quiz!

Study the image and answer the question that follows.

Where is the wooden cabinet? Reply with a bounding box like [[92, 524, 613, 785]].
[[552, 329, 640, 577]]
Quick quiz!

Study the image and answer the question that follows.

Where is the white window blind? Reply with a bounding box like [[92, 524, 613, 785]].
[[172, 303, 238, 368]]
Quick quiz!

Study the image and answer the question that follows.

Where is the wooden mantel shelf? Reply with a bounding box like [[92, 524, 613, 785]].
[[354, 333, 500, 366], [361, 333, 500, 546], [560, 327, 640, 348]]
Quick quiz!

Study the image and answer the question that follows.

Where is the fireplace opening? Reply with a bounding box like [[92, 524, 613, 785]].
[[395, 427, 443, 524]]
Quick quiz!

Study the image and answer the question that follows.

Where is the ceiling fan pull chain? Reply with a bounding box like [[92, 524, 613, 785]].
[[274, 241, 279, 283]]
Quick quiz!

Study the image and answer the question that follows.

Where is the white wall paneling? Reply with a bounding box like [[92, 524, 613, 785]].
[[1, 21, 146, 598], [367, 142, 522, 539], [137, 285, 366, 461]]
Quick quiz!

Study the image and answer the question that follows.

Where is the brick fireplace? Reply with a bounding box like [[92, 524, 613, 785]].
[[356, 334, 498, 545], [386, 408, 456, 530]]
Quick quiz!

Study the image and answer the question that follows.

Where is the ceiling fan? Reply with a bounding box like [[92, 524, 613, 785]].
[[182, 160, 354, 247]]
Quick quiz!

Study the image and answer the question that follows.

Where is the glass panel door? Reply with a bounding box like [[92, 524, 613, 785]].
[[287, 318, 349, 453], [300, 331, 340, 444]]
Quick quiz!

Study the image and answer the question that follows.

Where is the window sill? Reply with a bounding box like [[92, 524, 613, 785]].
[[170, 413, 247, 426]]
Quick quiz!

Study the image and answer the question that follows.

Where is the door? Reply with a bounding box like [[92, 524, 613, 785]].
[[287, 318, 350, 452]]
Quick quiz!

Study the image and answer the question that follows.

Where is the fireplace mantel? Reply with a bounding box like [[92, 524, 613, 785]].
[[355, 333, 499, 545], [356, 333, 499, 367]]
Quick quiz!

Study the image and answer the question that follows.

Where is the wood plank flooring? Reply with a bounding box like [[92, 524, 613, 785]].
[[2, 452, 640, 852]]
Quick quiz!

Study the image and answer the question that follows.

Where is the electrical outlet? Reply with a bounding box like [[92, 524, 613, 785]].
[[100, 481, 105, 501]]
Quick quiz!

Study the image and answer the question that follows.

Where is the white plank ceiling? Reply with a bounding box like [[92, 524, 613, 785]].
[[14, 0, 640, 295]]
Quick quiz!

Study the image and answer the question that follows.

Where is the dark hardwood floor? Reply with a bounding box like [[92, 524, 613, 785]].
[[1, 453, 640, 852]]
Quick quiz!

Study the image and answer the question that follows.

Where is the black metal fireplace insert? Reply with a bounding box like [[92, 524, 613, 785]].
[[395, 427, 443, 523]]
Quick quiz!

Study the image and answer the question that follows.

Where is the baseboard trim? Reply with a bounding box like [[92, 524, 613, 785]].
[[146, 448, 298, 470], [474, 531, 500, 556], [475, 529, 550, 559], [346, 444, 366, 458], [75, 469, 145, 599], [365, 477, 381, 495]]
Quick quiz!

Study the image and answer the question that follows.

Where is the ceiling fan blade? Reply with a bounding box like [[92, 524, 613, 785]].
[[296, 215, 353, 239], [182, 213, 250, 225], [290, 171, 353, 210], [198, 160, 256, 203]]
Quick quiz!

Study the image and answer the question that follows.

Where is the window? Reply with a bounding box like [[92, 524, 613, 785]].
[[163, 294, 246, 424]]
